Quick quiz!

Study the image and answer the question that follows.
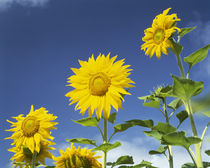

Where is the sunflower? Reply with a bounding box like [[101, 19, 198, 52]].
[[53, 143, 102, 168], [65, 53, 135, 119], [141, 8, 181, 59], [9, 141, 55, 168], [6, 105, 57, 153]]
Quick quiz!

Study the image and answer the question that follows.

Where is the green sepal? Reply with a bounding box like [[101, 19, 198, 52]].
[[171, 38, 183, 56], [72, 117, 99, 127], [161, 131, 201, 149], [176, 110, 188, 127], [172, 75, 203, 101], [108, 112, 117, 124], [184, 44, 210, 72], [178, 27, 196, 39], [66, 138, 97, 146], [92, 141, 121, 153], [149, 146, 167, 155]]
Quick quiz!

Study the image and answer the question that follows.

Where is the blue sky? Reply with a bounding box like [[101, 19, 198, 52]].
[[0, 0, 210, 167]]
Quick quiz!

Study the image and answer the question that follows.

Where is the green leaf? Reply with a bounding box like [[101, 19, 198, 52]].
[[143, 100, 161, 109], [66, 138, 96, 146], [152, 122, 177, 134], [73, 117, 99, 127], [182, 162, 210, 168], [178, 27, 196, 38], [184, 44, 210, 69], [172, 75, 204, 101], [176, 110, 188, 127], [108, 112, 117, 124], [201, 111, 210, 117], [182, 163, 196, 168], [113, 155, 134, 167], [149, 146, 167, 155], [171, 39, 183, 56], [114, 123, 134, 133], [162, 131, 201, 148], [126, 119, 154, 128], [144, 130, 162, 140], [92, 141, 121, 153], [205, 150, 210, 156], [167, 98, 183, 111]]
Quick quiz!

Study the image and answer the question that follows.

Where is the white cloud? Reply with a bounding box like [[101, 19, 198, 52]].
[[0, 0, 50, 9]]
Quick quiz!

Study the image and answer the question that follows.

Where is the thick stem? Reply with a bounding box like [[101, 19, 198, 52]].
[[102, 118, 107, 168], [185, 101, 203, 168], [31, 151, 37, 168], [163, 98, 173, 168], [186, 148, 197, 166], [175, 51, 203, 168]]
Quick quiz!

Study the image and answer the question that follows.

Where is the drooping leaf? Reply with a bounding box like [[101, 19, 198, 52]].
[[73, 117, 99, 127], [205, 150, 210, 156], [178, 27, 196, 38], [181, 163, 196, 168], [143, 100, 161, 109], [126, 119, 154, 128], [184, 44, 210, 70], [152, 122, 177, 135], [171, 39, 183, 56], [144, 130, 162, 140], [176, 110, 188, 127], [149, 146, 167, 155], [201, 111, 210, 117], [172, 75, 203, 101], [92, 141, 121, 153], [66, 138, 96, 146], [114, 123, 134, 133], [167, 98, 183, 111], [182, 162, 210, 168], [108, 112, 117, 124], [113, 155, 134, 167], [161, 131, 201, 149]]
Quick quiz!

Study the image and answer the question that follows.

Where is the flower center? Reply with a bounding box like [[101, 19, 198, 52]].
[[153, 28, 165, 44], [89, 72, 111, 96], [22, 116, 40, 137]]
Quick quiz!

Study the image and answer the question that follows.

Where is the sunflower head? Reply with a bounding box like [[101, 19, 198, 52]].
[[9, 141, 55, 168], [141, 8, 181, 59], [53, 143, 102, 168], [6, 105, 58, 153], [65, 53, 135, 119]]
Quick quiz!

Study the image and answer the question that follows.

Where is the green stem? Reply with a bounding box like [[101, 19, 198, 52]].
[[102, 118, 107, 168], [175, 52, 203, 168], [108, 132, 116, 143], [185, 101, 203, 168], [186, 148, 197, 167], [175, 53, 185, 78], [162, 98, 173, 168], [31, 151, 37, 168]]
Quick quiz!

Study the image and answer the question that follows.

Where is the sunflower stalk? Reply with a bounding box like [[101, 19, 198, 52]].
[[162, 98, 174, 168], [102, 118, 108, 168], [175, 53, 203, 168], [31, 151, 37, 168]]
